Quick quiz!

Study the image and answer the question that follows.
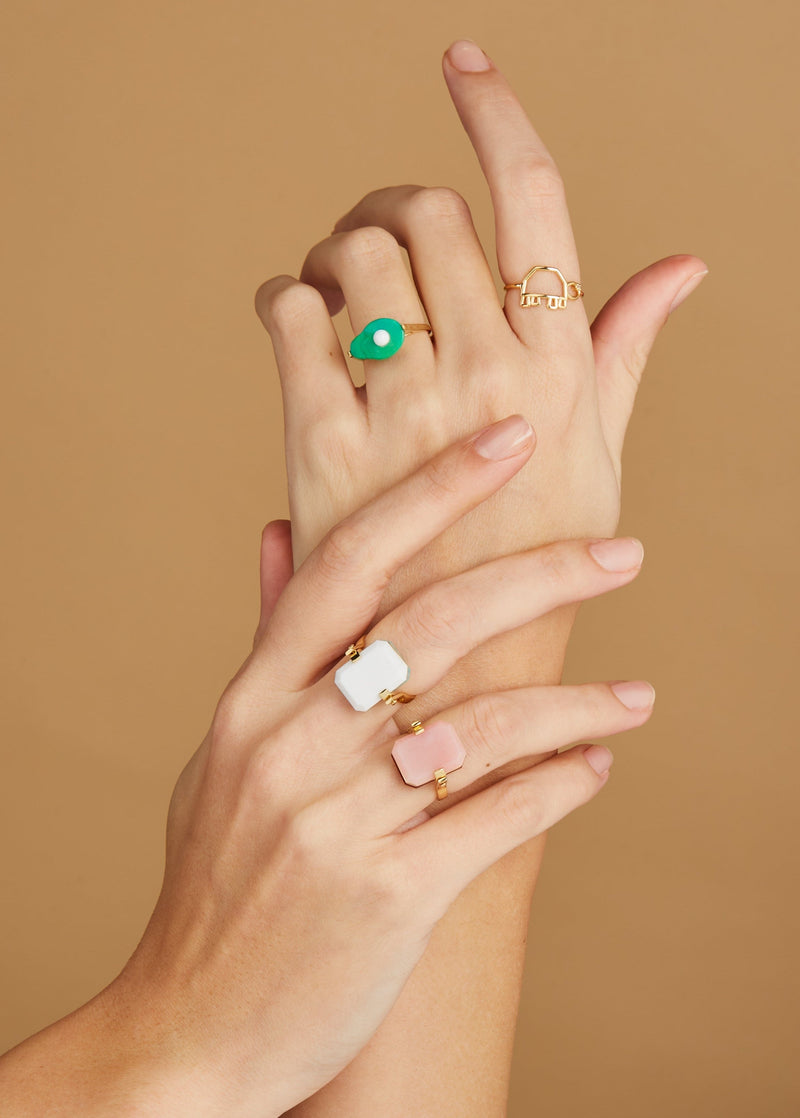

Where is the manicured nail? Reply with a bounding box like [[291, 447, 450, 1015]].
[[610, 680, 656, 711], [588, 537, 644, 572], [668, 269, 709, 314], [471, 414, 534, 460], [583, 744, 614, 776], [447, 39, 492, 72]]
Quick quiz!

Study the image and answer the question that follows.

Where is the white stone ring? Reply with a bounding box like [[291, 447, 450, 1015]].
[[334, 635, 417, 712]]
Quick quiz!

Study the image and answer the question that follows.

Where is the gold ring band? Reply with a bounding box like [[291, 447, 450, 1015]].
[[379, 688, 417, 706]]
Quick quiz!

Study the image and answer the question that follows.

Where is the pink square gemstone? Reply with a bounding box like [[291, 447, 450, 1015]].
[[391, 721, 466, 788]]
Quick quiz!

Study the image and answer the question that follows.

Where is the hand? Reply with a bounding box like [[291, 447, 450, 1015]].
[[105, 419, 652, 1118], [252, 39, 706, 710]]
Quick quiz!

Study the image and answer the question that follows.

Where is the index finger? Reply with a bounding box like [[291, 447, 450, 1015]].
[[442, 40, 582, 311]]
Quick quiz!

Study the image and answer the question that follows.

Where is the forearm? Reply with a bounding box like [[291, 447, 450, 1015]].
[[283, 606, 575, 1118], [0, 976, 284, 1118]]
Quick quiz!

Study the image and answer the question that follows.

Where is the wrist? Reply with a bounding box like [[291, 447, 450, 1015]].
[[0, 972, 284, 1118]]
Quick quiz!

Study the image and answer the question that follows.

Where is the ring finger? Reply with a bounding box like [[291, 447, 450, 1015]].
[[356, 680, 655, 834]]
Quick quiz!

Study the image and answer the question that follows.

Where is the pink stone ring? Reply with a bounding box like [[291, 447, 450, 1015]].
[[391, 720, 466, 800]]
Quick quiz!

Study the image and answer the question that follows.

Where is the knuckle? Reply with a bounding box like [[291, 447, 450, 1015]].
[[281, 809, 408, 925], [401, 584, 466, 649], [255, 278, 326, 332], [243, 736, 296, 802], [467, 693, 518, 763], [472, 363, 512, 399], [620, 338, 650, 387], [589, 681, 619, 721], [338, 225, 401, 271], [494, 774, 542, 835], [315, 517, 371, 583], [358, 848, 409, 915], [301, 414, 355, 479], [571, 749, 607, 805], [281, 800, 326, 858], [506, 153, 565, 205], [406, 185, 472, 228], [416, 451, 462, 506], [211, 676, 260, 750], [244, 743, 282, 800], [535, 542, 578, 593]]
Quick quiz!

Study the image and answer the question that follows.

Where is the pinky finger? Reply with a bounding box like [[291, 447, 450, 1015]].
[[399, 743, 613, 918], [253, 274, 363, 428], [253, 520, 295, 646]]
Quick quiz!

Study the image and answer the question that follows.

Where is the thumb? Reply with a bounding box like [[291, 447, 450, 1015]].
[[253, 519, 294, 646], [591, 254, 708, 459]]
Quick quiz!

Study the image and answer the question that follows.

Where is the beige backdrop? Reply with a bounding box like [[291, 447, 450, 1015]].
[[1, 1, 797, 1114]]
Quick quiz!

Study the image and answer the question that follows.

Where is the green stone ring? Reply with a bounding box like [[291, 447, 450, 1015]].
[[348, 317, 433, 360]]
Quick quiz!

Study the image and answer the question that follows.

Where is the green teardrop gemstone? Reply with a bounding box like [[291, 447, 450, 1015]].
[[349, 317, 405, 360]]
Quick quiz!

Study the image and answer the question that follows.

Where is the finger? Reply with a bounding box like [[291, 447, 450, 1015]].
[[591, 255, 709, 460], [398, 741, 615, 922], [317, 534, 644, 736], [253, 520, 294, 647], [356, 680, 655, 834], [258, 414, 537, 688], [441, 40, 585, 347], [253, 274, 364, 429], [298, 228, 434, 398], [331, 185, 506, 348]]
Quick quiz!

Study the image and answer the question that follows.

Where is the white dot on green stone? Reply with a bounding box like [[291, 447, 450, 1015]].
[[372, 329, 391, 347]]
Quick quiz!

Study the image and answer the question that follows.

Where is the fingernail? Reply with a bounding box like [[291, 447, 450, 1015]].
[[471, 414, 535, 460], [583, 744, 614, 776], [447, 39, 492, 72], [588, 537, 644, 572], [668, 269, 709, 314], [610, 680, 656, 711]]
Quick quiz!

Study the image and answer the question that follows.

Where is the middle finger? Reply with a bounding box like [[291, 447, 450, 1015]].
[[309, 534, 645, 740], [322, 185, 507, 349], [441, 41, 587, 347]]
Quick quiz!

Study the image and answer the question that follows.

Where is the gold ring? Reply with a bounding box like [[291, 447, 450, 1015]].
[[434, 768, 448, 800], [344, 636, 367, 660], [379, 688, 417, 706], [503, 265, 584, 310]]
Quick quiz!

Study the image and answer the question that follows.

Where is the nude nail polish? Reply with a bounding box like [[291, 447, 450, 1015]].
[[669, 269, 708, 314], [471, 415, 535, 460], [446, 39, 492, 72]]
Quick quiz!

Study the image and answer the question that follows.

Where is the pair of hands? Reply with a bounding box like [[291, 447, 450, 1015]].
[[31, 39, 704, 1118], [114, 419, 652, 1117]]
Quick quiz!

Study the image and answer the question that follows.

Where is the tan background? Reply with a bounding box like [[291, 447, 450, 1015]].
[[1, 1, 797, 1114]]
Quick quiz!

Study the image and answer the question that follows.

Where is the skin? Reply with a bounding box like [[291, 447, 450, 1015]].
[[0, 422, 653, 1117], [252, 38, 706, 1116]]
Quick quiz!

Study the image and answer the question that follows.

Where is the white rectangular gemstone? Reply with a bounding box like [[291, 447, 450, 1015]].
[[334, 639, 410, 711]]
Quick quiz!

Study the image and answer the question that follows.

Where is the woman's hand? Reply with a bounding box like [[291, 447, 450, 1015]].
[[253, 39, 706, 716], [85, 418, 653, 1118]]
